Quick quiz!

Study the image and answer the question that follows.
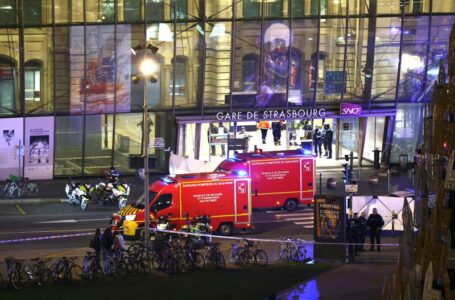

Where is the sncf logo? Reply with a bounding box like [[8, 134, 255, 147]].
[[341, 107, 362, 115]]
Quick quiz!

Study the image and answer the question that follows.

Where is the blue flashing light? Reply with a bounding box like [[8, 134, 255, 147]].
[[161, 176, 175, 184], [298, 148, 313, 156], [234, 170, 248, 176]]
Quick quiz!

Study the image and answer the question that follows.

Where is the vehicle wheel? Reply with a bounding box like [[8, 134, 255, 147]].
[[284, 199, 298, 212], [80, 200, 88, 211], [255, 250, 268, 266], [113, 262, 127, 279], [218, 223, 233, 236]]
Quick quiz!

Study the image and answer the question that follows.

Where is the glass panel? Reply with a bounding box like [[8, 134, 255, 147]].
[[232, 21, 261, 108], [390, 103, 423, 163], [377, 0, 400, 14], [344, 17, 369, 103], [121, 0, 142, 23], [339, 118, 359, 159], [402, 0, 429, 13], [290, 0, 307, 18], [348, 0, 370, 15], [291, 19, 318, 105], [86, 0, 115, 23], [240, 0, 260, 18], [433, 1, 455, 13], [370, 17, 401, 102], [146, 0, 165, 21], [24, 27, 53, 114], [23, 0, 44, 25], [0, 0, 17, 26], [54, 116, 83, 176], [113, 113, 143, 173], [84, 114, 113, 176], [55, 0, 83, 23], [425, 15, 455, 100], [85, 25, 116, 113], [397, 16, 428, 102], [204, 22, 232, 107], [0, 28, 19, 115], [115, 24, 134, 113], [207, 0, 232, 19], [200, 122, 229, 164], [363, 117, 385, 162], [171, 0, 188, 20], [317, 18, 346, 102], [53, 27, 72, 113], [265, 0, 285, 18]]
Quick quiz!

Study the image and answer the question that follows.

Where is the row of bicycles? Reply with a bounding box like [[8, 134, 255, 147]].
[[0, 236, 309, 291], [2, 175, 39, 199]]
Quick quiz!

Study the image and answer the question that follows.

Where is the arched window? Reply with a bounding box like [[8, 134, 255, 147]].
[[242, 54, 259, 91], [0, 57, 16, 113], [24, 61, 42, 102], [171, 56, 187, 97]]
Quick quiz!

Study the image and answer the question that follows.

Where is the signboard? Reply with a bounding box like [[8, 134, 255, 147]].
[[150, 137, 165, 149], [345, 184, 358, 193], [228, 138, 246, 151], [216, 108, 326, 121], [340, 102, 363, 117], [24, 117, 54, 180], [314, 195, 346, 261], [325, 71, 346, 94], [0, 118, 24, 180]]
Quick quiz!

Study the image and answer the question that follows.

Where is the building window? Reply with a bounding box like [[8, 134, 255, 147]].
[[170, 0, 187, 20], [0, 57, 15, 113], [25, 61, 41, 102], [23, 0, 41, 24], [102, 0, 115, 22], [124, 0, 141, 22], [243, 0, 260, 18], [0, 0, 17, 25], [242, 54, 259, 91], [292, 0, 305, 17], [311, 52, 326, 89], [311, 0, 326, 15], [170, 56, 187, 97], [146, 0, 165, 21]]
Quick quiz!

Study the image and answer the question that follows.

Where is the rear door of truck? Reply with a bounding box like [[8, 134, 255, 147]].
[[300, 157, 315, 204], [234, 178, 251, 225]]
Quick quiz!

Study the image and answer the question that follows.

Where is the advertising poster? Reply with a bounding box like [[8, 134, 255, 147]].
[[24, 117, 54, 180], [70, 25, 131, 113], [0, 118, 23, 180], [313, 195, 346, 261]]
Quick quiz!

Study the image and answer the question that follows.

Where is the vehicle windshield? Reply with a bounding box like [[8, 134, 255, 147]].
[[132, 192, 157, 209]]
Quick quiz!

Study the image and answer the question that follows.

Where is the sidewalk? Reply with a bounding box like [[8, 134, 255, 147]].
[[275, 236, 399, 300]]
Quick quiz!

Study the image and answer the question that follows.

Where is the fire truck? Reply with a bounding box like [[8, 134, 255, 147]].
[[216, 149, 315, 211], [118, 173, 252, 237]]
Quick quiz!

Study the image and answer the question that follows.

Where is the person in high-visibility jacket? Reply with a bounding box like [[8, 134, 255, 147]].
[[257, 121, 270, 144]]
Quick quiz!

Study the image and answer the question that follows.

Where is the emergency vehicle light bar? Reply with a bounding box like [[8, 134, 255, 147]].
[[160, 176, 176, 184]]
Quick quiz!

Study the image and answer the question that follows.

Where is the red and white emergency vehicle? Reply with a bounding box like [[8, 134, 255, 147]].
[[118, 173, 252, 237], [216, 149, 315, 211]]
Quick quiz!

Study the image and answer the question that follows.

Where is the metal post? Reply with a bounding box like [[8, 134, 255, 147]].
[[319, 172, 322, 195], [143, 71, 150, 246], [18, 140, 22, 177], [387, 169, 390, 193]]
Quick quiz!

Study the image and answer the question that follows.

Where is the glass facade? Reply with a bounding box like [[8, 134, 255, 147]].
[[0, 0, 452, 177]]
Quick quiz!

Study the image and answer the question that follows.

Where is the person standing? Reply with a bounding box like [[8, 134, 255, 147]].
[[324, 124, 334, 159], [322, 124, 328, 156], [217, 122, 228, 156], [89, 228, 102, 261], [367, 208, 385, 251], [257, 121, 270, 144], [358, 211, 368, 251], [271, 121, 282, 146], [112, 231, 125, 258], [101, 228, 114, 273], [313, 127, 322, 157]]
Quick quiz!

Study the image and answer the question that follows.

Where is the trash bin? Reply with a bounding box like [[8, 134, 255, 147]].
[[373, 149, 381, 169], [399, 154, 408, 171]]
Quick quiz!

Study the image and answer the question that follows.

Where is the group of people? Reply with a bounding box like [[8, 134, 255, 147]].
[[347, 208, 385, 259], [257, 120, 285, 146], [89, 228, 125, 272], [312, 124, 333, 159]]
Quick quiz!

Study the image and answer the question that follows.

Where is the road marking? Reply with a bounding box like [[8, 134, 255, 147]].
[[283, 217, 312, 221], [35, 217, 110, 224], [295, 221, 314, 225], [15, 204, 26, 215], [275, 212, 313, 218], [42, 247, 87, 259]]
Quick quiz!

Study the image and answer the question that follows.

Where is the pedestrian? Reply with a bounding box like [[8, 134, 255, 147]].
[[208, 122, 228, 156], [257, 121, 270, 144], [313, 127, 322, 157], [347, 214, 360, 259], [358, 211, 368, 251], [324, 124, 333, 159], [352, 213, 362, 254], [367, 208, 385, 251], [271, 121, 282, 146], [112, 231, 125, 258], [101, 228, 114, 272]]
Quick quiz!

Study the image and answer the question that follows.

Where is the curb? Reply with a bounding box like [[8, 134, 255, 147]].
[[0, 198, 65, 205]]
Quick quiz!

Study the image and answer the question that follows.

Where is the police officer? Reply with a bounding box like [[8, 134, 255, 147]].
[[347, 213, 360, 258], [367, 208, 385, 251], [358, 211, 368, 251]]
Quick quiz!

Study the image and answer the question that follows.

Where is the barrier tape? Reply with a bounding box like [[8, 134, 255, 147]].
[[0, 232, 93, 245]]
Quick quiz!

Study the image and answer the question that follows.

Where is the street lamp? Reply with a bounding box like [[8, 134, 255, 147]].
[[132, 44, 159, 246]]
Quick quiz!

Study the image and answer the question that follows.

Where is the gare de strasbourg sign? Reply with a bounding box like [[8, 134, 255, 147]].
[[215, 103, 362, 121]]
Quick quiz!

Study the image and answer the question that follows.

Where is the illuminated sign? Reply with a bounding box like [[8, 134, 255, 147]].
[[216, 109, 326, 121], [340, 102, 363, 117]]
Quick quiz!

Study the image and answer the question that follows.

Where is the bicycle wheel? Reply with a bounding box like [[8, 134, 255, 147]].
[[194, 253, 205, 270], [164, 256, 177, 274], [255, 250, 268, 266], [11, 271, 26, 289], [151, 253, 162, 270], [239, 250, 255, 267], [176, 257, 189, 273], [113, 262, 127, 279], [38, 269, 54, 287], [70, 265, 83, 283], [26, 184, 38, 197]]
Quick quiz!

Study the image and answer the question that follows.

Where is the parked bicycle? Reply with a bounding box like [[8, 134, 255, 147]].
[[230, 239, 268, 267], [3, 175, 38, 199], [50, 257, 82, 283], [4, 257, 33, 289], [278, 237, 307, 262], [29, 257, 54, 287], [82, 252, 103, 281], [204, 243, 226, 269]]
